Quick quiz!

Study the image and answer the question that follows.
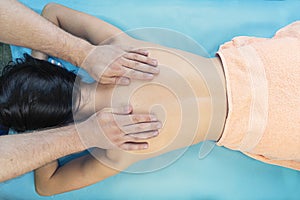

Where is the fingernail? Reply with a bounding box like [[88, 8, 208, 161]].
[[153, 68, 160, 73], [143, 144, 148, 149], [151, 115, 157, 121], [152, 59, 158, 65], [123, 105, 132, 113], [145, 74, 154, 79], [153, 131, 159, 136], [121, 78, 130, 85], [142, 50, 149, 55], [157, 122, 162, 129]]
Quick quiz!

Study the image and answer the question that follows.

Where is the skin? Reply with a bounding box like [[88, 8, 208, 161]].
[[31, 3, 160, 84], [32, 3, 228, 196], [0, 0, 161, 182]]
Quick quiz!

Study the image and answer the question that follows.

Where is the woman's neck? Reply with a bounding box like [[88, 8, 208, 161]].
[[75, 82, 113, 120]]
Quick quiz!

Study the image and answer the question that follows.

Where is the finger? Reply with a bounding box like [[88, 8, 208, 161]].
[[123, 53, 158, 66], [102, 61, 125, 77], [115, 77, 131, 85], [99, 76, 115, 84], [99, 75, 131, 85], [120, 57, 159, 74], [113, 114, 158, 126], [111, 105, 133, 115], [104, 56, 159, 79], [110, 64, 156, 80], [125, 130, 159, 140], [122, 68, 155, 80], [121, 121, 162, 134], [121, 46, 149, 56], [129, 49, 149, 56], [119, 142, 149, 151]]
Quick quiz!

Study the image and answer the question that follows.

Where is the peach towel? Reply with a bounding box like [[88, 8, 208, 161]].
[[217, 21, 300, 171]]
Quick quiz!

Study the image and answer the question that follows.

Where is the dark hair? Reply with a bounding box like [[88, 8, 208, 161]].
[[0, 54, 81, 133]]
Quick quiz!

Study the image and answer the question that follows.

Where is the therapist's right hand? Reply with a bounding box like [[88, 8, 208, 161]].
[[76, 105, 161, 151]]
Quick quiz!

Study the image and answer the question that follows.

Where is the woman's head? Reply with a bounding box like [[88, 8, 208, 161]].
[[0, 54, 81, 132]]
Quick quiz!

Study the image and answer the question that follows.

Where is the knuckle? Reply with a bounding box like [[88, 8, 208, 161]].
[[143, 72, 153, 78], [131, 115, 140, 123], [127, 70, 135, 77], [129, 135, 139, 141], [144, 115, 151, 121], [132, 71, 144, 79], [120, 143, 130, 150], [110, 63, 123, 71], [127, 144, 137, 151], [135, 124, 147, 132], [132, 54, 139, 60], [146, 57, 152, 63], [135, 115, 150, 123], [126, 145, 135, 151], [131, 61, 140, 69], [143, 65, 151, 72]]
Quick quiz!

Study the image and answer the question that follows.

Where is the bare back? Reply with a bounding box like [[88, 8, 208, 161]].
[[96, 37, 227, 162]]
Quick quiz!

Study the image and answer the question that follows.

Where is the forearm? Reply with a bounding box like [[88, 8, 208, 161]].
[[0, 125, 85, 182], [0, 0, 93, 66], [35, 149, 126, 196], [41, 3, 124, 45]]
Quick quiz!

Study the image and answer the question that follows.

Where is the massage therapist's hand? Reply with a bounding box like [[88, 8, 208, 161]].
[[81, 45, 159, 85], [77, 105, 162, 151]]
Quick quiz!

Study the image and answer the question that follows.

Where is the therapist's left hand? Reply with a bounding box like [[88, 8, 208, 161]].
[[81, 45, 159, 85]]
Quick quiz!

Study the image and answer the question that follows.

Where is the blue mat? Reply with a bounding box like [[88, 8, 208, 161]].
[[1, 0, 300, 199]]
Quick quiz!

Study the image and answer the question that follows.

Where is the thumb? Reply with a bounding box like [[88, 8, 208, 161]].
[[111, 105, 133, 115]]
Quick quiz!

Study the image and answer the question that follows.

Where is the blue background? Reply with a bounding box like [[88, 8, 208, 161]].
[[1, 0, 300, 199]]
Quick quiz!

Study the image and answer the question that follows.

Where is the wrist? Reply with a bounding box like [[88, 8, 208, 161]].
[[71, 39, 96, 67], [74, 113, 117, 150], [79, 44, 98, 71], [73, 116, 99, 149], [56, 125, 87, 153]]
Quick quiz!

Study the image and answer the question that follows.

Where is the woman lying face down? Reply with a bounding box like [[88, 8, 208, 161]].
[[0, 2, 299, 196], [0, 50, 226, 197], [0, 46, 226, 195]]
